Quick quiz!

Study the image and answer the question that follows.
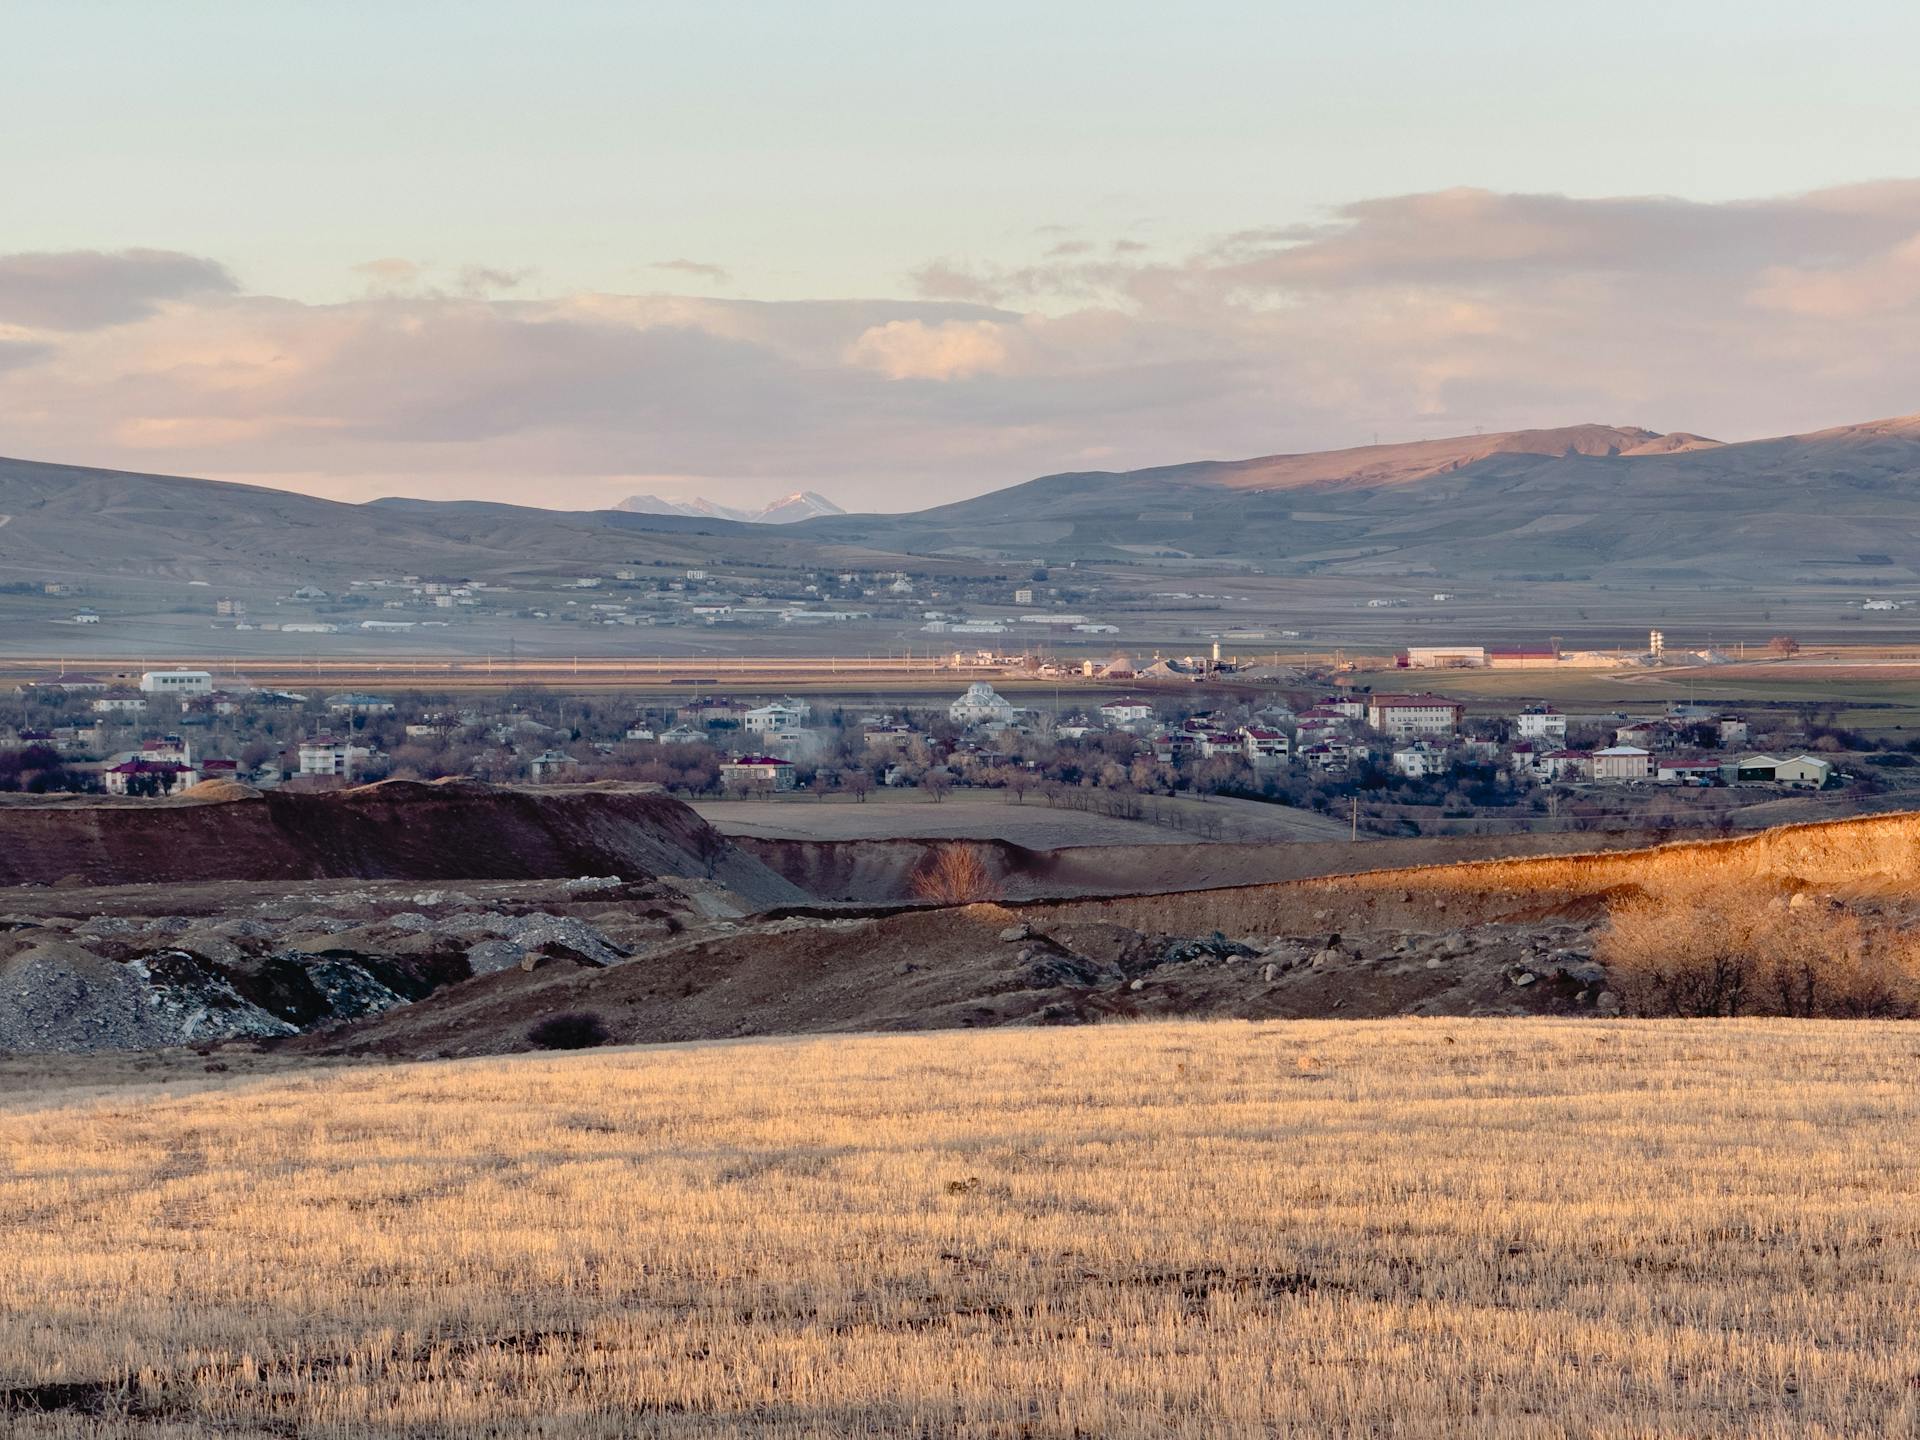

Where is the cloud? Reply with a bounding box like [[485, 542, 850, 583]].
[[4, 182, 1920, 510], [0, 338, 52, 373], [355, 257, 424, 286], [844, 319, 1013, 380], [0, 249, 235, 331], [652, 258, 732, 285]]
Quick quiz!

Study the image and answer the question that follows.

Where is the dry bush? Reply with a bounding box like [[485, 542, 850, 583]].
[[1600, 885, 1920, 1017], [910, 844, 999, 905], [526, 1011, 612, 1050]]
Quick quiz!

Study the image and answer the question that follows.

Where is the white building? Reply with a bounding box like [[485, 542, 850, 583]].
[[139, 669, 214, 697], [950, 682, 1016, 727], [1514, 707, 1568, 741], [1098, 699, 1154, 727], [744, 699, 811, 734], [1391, 745, 1446, 779], [298, 737, 372, 779]]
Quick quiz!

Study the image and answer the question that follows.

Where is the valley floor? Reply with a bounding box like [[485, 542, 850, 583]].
[[3, 1019, 1915, 1437]]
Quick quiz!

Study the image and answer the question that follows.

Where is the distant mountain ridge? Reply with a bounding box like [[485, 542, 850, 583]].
[[7, 413, 1920, 591], [616, 490, 845, 524], [792, 412, 1920, 581]]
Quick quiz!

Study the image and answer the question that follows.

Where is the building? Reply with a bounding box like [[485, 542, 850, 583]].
[[1514, 706, 1567, 741], [298, 737, 372, 779], [91, 689, 147, 715], [744, 699, 811, 734], [528, 750, 580, 783], [103, 759, 197, 795], [1402, 645, 1487, 669], [326, 693, 396, 716], [138, 669, 213, 696], [719, 755, 798, 791], [1726, 754, 1833, 788], [1657, 757, 1722, 785], [1240, 726, 1290, 767], [1487, 647, 1562, 669], [1391, 745, 1446, 778], [950, 682, 1016, 727], [1315, 696, 1368, 721], [1366, 694, 1464, 737], [1614, 720, 1676, 751], [215, 596, 244, 617], [1098, 699, 1154, 727], [20, 672, 108, 693], [1013, 588, 1034, 606], [1592, 745, 1653, 782], [1536, 748, 1593, 782], [138, 735, 192, 766]]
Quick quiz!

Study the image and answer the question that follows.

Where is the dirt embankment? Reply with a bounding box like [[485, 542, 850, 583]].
[[738, 828, 1680, 902], [1020, 809, 1920, 937], [0, 781, 801, 907]]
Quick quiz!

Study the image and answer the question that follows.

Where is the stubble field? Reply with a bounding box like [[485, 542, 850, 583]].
[[3, 1019, 1917, 1437]]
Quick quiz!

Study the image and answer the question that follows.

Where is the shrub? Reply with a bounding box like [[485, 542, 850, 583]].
[[526, 1011, 612, 1050], [911, 844, 999, 905], [1599, 885, 1920, 1018]]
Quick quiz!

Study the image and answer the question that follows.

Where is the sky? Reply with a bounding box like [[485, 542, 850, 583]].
[[5, 1, 1920, 512]]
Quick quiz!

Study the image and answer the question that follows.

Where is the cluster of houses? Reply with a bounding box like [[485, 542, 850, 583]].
[[934, 683, 1837, 792]]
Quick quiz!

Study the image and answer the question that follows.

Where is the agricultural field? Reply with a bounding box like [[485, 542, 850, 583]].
[[4, 1020, 1916, 1437]]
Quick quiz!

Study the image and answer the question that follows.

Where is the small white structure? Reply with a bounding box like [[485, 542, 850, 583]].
[[950, 682, 1016, 727], [139, 669, 213, 697], [1098, 699, 1154, 727]]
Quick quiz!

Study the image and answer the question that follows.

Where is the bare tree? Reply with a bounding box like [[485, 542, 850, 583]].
[[1769, 635, 1801, 657], [910, 844, 999, 905], [921, 768, 953, 804], [843, 768, 874, 803]]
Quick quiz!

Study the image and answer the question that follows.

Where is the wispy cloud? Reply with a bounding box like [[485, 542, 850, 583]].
[[652, 258, 732, 285]]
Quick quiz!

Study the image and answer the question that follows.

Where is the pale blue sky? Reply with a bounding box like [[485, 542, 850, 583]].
[[12, 1, 1920, 305], [5, 3, 1920, 508]]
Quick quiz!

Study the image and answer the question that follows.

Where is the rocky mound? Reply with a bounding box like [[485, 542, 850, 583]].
[[0, 780, 799, 905]]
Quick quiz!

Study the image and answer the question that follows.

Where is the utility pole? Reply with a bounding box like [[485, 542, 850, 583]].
[[1350, 793, 1359, 842]]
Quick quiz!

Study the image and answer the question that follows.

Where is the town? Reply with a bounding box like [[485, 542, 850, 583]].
[[0, 653, 1870, 837]]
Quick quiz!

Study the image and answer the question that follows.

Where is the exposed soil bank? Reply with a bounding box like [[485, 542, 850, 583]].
[[737, 828, 1680, 902], [0, 781, 799, 906]]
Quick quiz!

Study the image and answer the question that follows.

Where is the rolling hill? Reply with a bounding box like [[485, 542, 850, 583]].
[[4, 412, 1920, 590], [795, 414, 1920, 580]]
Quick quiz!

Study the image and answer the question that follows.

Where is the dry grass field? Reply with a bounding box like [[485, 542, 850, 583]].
[[4, 1020, 1918, 1437]]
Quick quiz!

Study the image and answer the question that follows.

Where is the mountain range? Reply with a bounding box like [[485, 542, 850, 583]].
[[614, 490, 846, 524], [4, 413, 1920, 592]]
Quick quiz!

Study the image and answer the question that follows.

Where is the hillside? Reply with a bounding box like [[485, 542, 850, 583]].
[[0, 456, 888, 593], [799, 413, 1920, 579], [8, 412, 1920, 588]]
